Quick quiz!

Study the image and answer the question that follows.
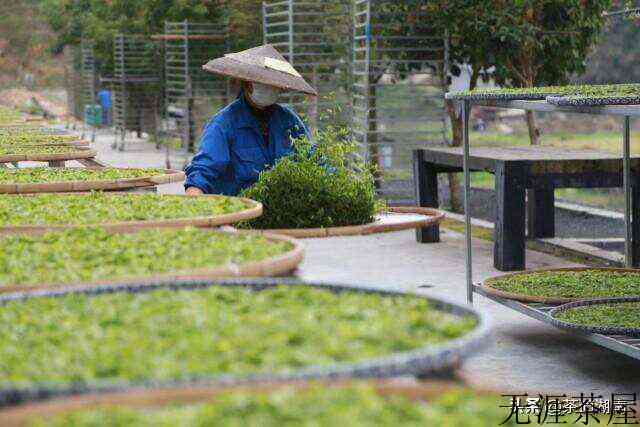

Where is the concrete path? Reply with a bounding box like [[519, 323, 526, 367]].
[[90, 128, 640, 396]]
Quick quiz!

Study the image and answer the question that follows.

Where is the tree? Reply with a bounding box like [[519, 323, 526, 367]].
[[427, 1, 611, 146], [576, 3, 640, 84], [39, 0, 258, 75], [487, 1, 612, 145]]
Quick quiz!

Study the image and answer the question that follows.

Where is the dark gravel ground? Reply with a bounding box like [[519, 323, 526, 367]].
[[381, 178, 626, 252], [466, 187, 625, 244]]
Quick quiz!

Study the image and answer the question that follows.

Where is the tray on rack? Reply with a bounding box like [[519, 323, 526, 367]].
[[474, 285, 640, 361]]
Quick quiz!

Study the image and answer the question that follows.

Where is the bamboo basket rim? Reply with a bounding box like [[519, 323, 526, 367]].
[[259, 207, 444, 238], [0, 193, 263, 234], [0, 146, 96, 163], [481, 267, 640, 304], [548, 296, 640, 337], [1, 378, 479, 426], [0, 140, 89, 148], [0, 279, 489, 408], [0, 167, 186, 194], [0, 229, 303, 295]]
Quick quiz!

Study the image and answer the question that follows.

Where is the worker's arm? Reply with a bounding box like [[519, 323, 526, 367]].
[[184, 121, 230, 195]]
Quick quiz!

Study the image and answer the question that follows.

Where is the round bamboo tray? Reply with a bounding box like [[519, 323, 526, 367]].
[[547, 94, 640, 107], [1, 378, 472, 424], [0, 146, 96, 163], [446, 91, 555, 102], [0, 279, 489, 406], [0, 168, 185, 194], [258, 207, 444, 238], [0, 229, 303, 295], [0, 140, 90, 148], [0, 193, 263, 235], [481, 267, 640, 304], [549, 296, 640, 337]]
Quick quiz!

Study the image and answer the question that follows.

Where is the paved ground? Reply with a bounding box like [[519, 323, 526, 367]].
[[89, 128, 640, 396]]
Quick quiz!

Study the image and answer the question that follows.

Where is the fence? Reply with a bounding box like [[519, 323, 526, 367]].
[[107, 34, 161, 151], [352, 0, 449, 204], [155, 21, 230, 153], [262, 0, 352, 131]]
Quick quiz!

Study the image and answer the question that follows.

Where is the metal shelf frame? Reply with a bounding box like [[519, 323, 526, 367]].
[[263, 0, 353, 132], [352, 0, 450, 204], [454, 98, 640, 305], [458, 99, 640, 363], [110, 34, 161, 152], [158, 21, 230, 153], [475, 285, 640, 360]]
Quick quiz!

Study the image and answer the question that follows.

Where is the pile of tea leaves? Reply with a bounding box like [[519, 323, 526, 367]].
[[0, 193, 249, 227], [487, 270, 640, 300], [0, 286, 476, 386], [0, 107, 22, 125], [555, 302, 640, 330], [0, 133, 80, 146], [0, 227, 292, 288], [448, 83, 640, 101], [0, 167, 166, 184], [29, 386, 526, 427], [0, 145, 86, 155]]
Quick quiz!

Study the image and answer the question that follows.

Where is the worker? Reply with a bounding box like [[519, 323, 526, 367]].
[[184, 45, 317, 196]]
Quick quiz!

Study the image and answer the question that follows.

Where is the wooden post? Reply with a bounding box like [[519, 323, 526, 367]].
[[413, 150, 440, 243], [527, 187, 555, 239], [494, 161, 526, 271]]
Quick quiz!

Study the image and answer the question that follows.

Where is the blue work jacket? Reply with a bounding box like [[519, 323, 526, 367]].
[[184, 95, 310, 196]]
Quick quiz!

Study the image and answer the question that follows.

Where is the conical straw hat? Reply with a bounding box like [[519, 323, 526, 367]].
[[202, 44, 317, 96]]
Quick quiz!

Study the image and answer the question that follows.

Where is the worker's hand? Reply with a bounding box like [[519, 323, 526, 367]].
[[185, 187, 204, 196]]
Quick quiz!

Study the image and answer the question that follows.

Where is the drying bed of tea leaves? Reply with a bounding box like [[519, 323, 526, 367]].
[[448, 83, 640, 101], [29, 386, 524, 427], [0, 107, 22, 125], [0, 227, 292, 288], [0, 133, 80, 146], [0, 145, 86, 155], [0, 286, 476, 386], [487, 270, 640, 299], [555, 302, 640, 330], [0, 167, 166, 184], [0, 126, 59, 135], [0, 193, 249, 227]]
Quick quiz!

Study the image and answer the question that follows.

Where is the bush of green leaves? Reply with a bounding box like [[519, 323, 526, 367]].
[[240, 127, 379, 229]]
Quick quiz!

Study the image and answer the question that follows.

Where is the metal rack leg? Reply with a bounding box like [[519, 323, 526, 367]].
[[624, 116, 632, 267], [462, 101, 473, 303]]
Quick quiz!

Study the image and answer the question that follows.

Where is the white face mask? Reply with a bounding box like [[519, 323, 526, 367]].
[[248, 83, 281, 107]]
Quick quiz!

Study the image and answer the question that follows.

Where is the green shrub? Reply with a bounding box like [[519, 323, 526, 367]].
[[240, 127, 380, 229]]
